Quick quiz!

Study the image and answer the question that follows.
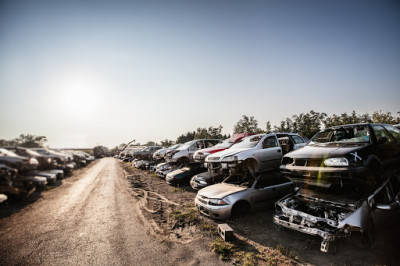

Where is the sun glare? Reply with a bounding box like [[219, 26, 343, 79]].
[[60, 78, 102, 116]]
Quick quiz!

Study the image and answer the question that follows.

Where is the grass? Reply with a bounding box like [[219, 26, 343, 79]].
[[170, 208, 198, 224], [211, 238, 236, 261]]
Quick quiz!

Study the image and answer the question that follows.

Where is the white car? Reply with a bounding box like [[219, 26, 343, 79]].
[[166, 139, 221, 165], [205, 133, 306, 177]]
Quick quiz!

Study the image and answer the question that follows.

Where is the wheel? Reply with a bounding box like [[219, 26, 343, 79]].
[[231, 201, 250, 218]]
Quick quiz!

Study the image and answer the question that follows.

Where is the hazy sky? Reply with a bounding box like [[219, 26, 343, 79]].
[[1, 0, 399, 148]]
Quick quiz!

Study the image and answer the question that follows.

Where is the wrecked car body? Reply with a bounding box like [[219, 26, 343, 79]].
[[274, 174, 400, 252], [166, 139, 221, 165], [195, 172, 293, 220], [193, 134, 253, 164], [275, 123, 400, 252], [153, 144, 181, 161], [205, 133, 306, 178], [190, 171, 226, 191], [165, 164, 204, 185], [132, 146, 163, 160]]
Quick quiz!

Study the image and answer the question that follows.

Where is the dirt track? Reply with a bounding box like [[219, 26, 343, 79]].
[[0, 158, 224, 265]]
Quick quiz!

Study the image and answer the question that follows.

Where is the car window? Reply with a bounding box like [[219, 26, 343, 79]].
[[291, 135, 304, 144], [255, 175, 290, 189], [372, 125, 394, 143], [374, 184, 394, 204], [262, 136, 278, 149], [205, 140, 216, 148], [383, 125, 400, 142]]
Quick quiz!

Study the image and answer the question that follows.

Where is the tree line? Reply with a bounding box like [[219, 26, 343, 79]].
[[1, 110, 398, 150]]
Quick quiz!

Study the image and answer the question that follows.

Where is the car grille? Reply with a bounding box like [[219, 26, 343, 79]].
[[282, 157, 324, 167], [198, 198, 207, 205]]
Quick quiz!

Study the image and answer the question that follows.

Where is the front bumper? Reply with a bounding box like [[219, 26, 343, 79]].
[[195, 197, 232, 220]]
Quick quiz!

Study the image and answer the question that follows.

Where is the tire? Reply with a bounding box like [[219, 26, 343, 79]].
[[231, 201, 250, 218]]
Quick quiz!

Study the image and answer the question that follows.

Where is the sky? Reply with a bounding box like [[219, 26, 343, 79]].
[[0, 0, 399, 148]]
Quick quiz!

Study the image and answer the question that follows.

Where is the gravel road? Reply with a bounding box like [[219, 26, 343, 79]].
[[0, 158, 224, 265]]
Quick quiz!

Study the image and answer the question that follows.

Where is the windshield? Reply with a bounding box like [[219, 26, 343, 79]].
[[0, 148, 19, 157], [213, 138, 237, 149], [169, 144, 181, 149], [178, 140, 195, 150], [230, 135, 264, 149], [310, 125, 370, 144], [223, 173, 255, 188]]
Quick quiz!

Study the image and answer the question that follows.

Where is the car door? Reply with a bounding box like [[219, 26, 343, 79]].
[[369, 175, 400, 245], [371, 125, 396, 172], [251, 174, 293, 209], [255, 135, 282, 172]]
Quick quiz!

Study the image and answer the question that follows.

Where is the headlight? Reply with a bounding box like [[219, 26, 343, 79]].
[[198, 180, 207, 185], [47, 158, 52, 163], [208, 199, 228, 206], [324, 157, 348, 167], [29, 158, 39, 165], [221, 156, 238, 162]]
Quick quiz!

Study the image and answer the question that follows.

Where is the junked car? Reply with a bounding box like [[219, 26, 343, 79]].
[[280, 123, 400, 194], [205, 133, 306, 178], [274, 173, 400, 252], [195, 172, 293, 220], [193, 134, 254, 164], [166, 139, 221, 165], [153, 144, 182, 161], [275, 123, 400, 252], [132, 146, 163, 160], [165, 164, 204, 185]]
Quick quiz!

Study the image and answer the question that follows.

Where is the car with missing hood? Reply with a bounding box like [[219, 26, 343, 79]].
[[195, 171, 293, 220], [204, 133, 306, 178], [275, 123, 400, 252]]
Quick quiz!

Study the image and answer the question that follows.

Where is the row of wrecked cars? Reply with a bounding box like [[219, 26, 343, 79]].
[[0, 147, 94, 202], [120, 123, 400, 253]]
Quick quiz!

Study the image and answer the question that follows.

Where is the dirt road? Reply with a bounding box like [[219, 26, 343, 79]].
[[0, 158, 223, 265]]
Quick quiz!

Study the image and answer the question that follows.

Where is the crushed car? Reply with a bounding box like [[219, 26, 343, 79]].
[[195, 171, 294, 220], [275, 123, 400, 252]]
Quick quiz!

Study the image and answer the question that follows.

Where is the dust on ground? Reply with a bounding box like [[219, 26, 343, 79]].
[[120, 161, 400, 266]]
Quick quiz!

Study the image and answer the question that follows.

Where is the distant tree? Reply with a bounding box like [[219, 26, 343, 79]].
[[290, 110, 327, 139], [145, 141, 158, 146], [233, 115, 262, 134], [160, 139, 175, 147], [176, 131, 196, 144], [12, 134, 47, 148], [265, 121, 272, 133], [194, 125, 224, 139], [372, 111, 399, 124], [93, 146, 109, 158]]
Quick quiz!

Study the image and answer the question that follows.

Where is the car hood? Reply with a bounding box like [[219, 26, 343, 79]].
[[195, 147, 226, 154], [285, 143, 367, 159], [198, 183, 246, 199], [207, 148, 249, 160]]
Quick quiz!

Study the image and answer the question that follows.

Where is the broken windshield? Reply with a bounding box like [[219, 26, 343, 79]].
[[310, 125, 370, 144]]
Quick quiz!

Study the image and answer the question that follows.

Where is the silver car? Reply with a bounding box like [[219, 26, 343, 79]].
[[195, 172, 293, 220]]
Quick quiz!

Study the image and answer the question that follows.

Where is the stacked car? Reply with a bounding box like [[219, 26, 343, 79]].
[[0, 146, 95, 200], [123, 123, 400, 253]]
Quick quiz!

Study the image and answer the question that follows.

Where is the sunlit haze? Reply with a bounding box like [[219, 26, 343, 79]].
[[1, 0, 399, 148]]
